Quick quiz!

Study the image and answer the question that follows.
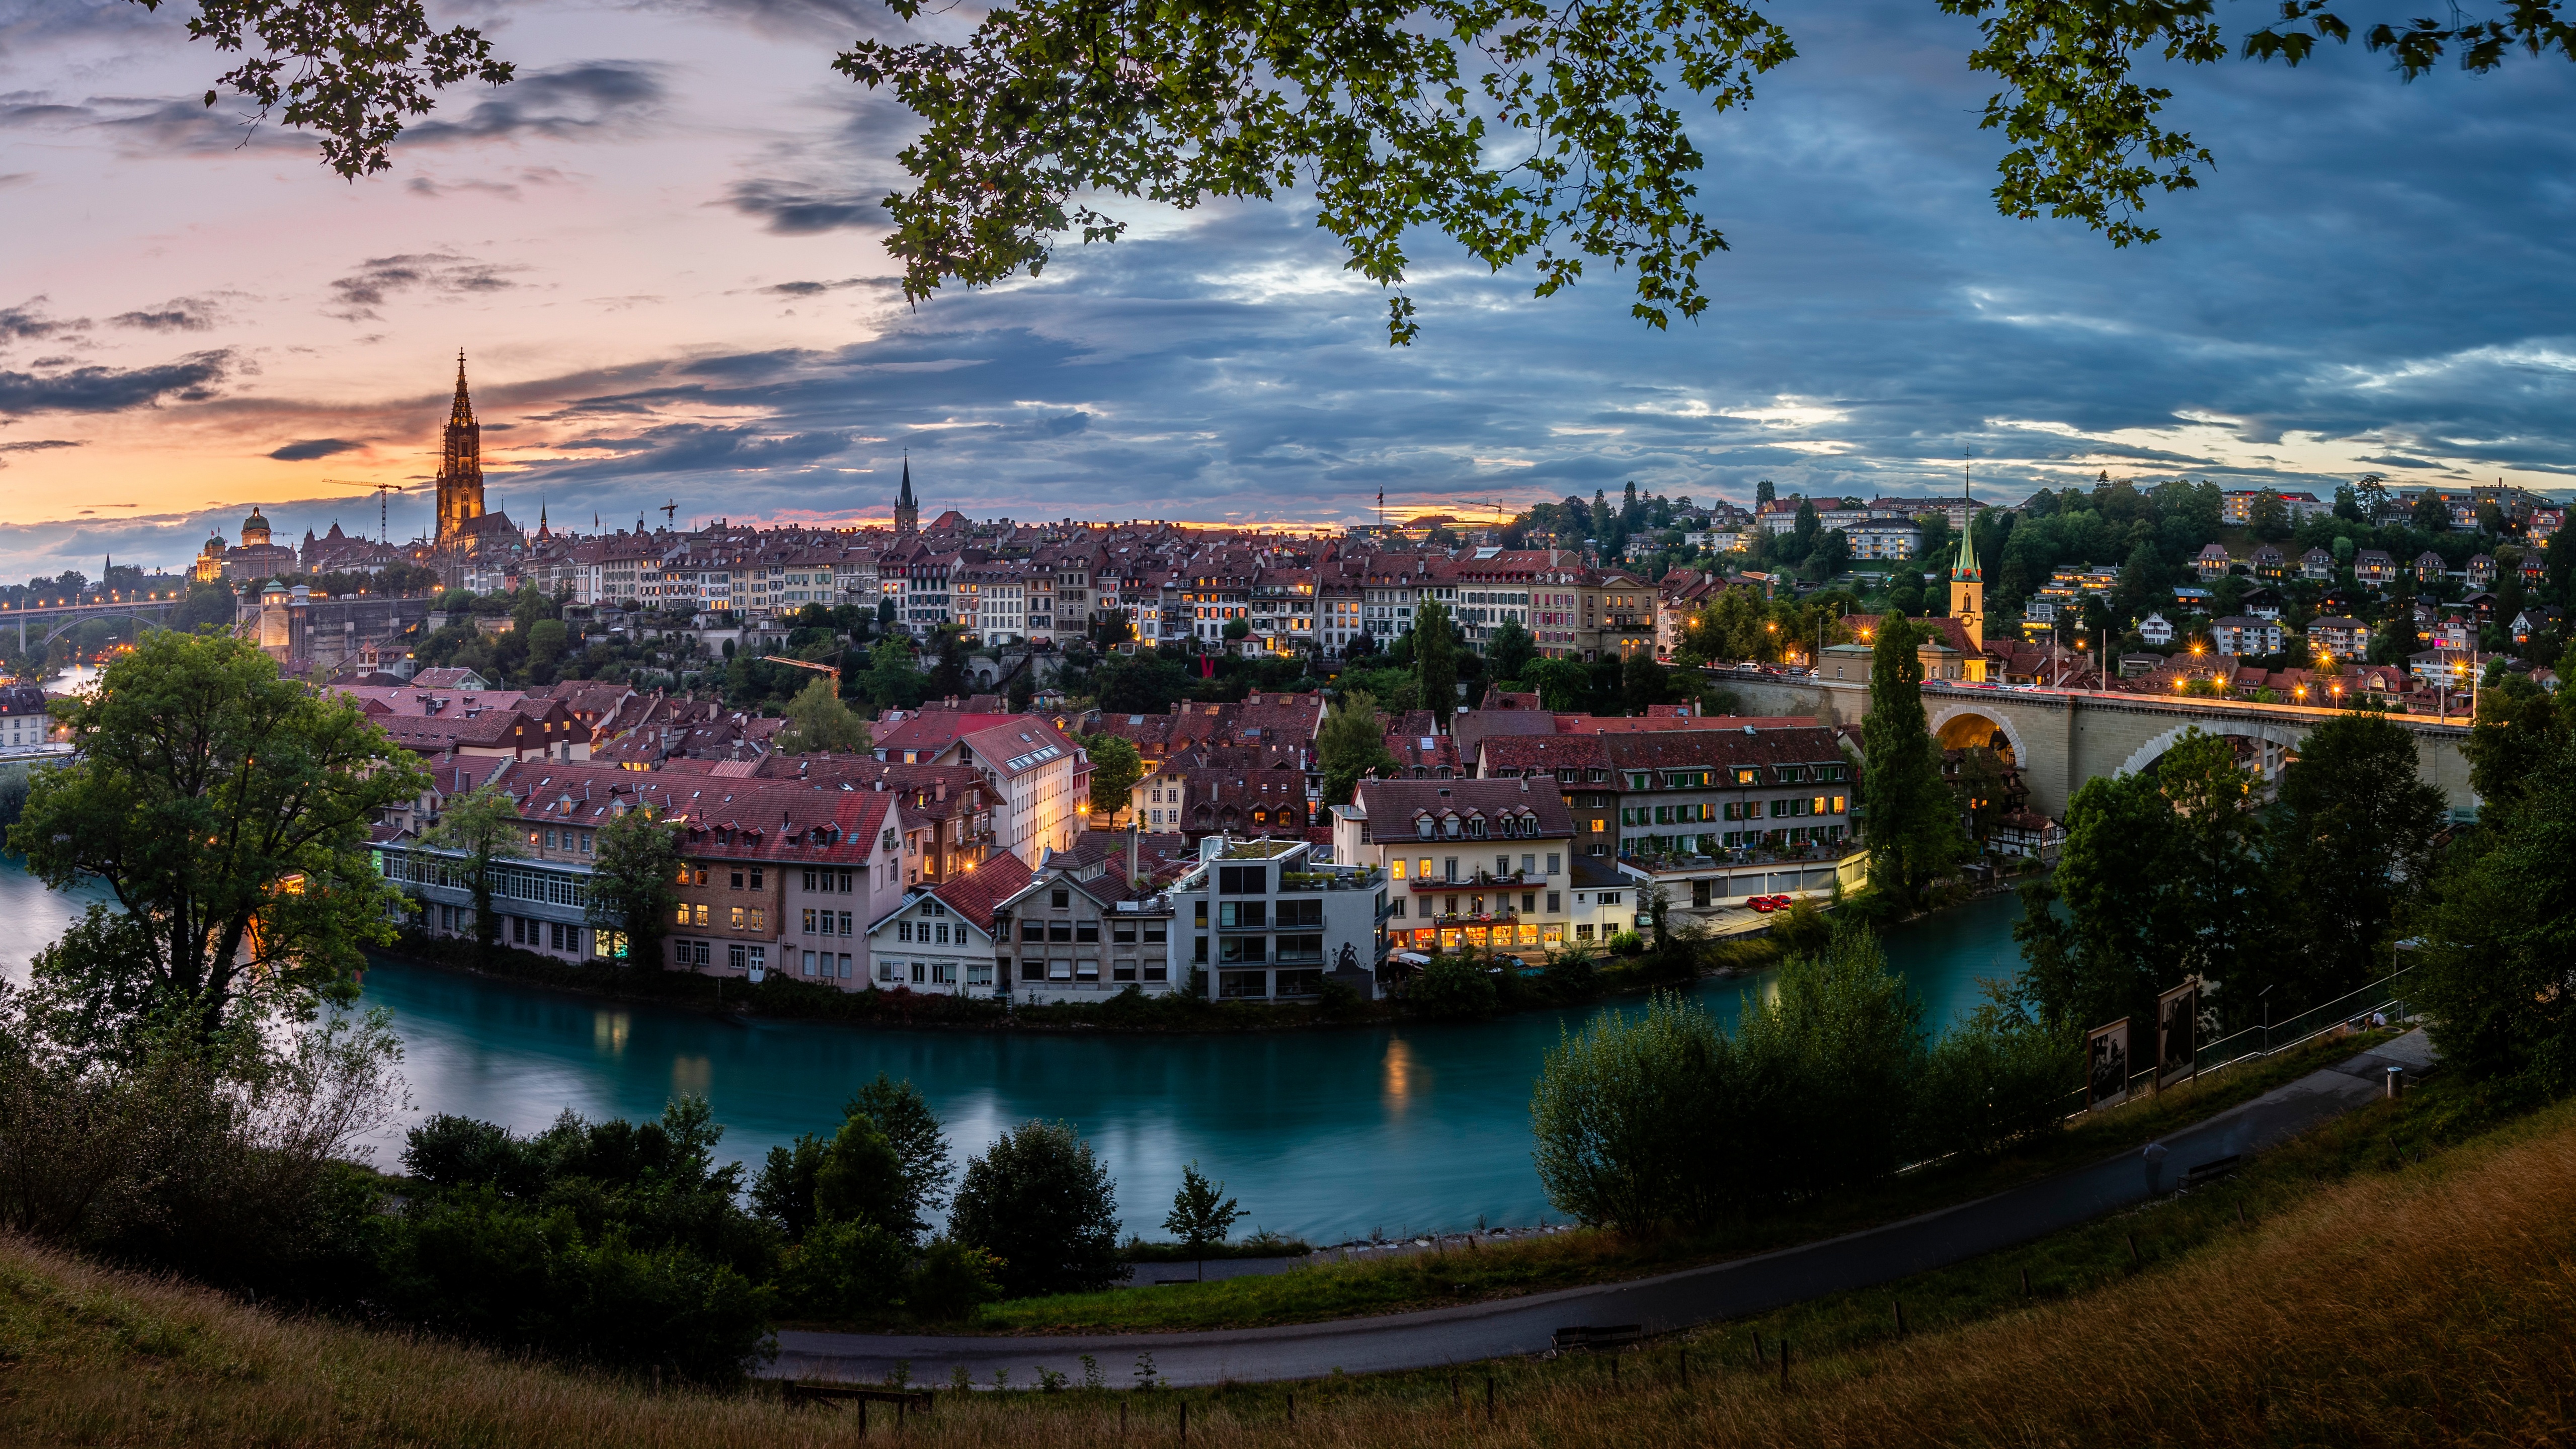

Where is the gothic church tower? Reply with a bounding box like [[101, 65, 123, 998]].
[[435, 351, 486, 542], [893, 453, 918, 537]]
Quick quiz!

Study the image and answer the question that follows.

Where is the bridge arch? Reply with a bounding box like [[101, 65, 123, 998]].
[[1927, 704, 2029, 767], [35, 607, 177, 649], [2116, 717, 2310, 780]]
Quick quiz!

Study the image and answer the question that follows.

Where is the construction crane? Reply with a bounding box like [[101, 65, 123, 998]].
[[318, 478, 412, 543], [762, 655, 841, 688], [661, 499, 680, 527]]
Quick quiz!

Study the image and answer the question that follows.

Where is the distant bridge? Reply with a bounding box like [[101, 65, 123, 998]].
[[1707, 671, 2476, 820], [2, 597, 184, 651]]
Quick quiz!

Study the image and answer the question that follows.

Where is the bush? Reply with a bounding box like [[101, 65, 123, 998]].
[[907, 1237, 1006, 1321], [1912, 985, 2081, 1158], [1606, 929, 1644, 956], [1530, 994, 1732, 1233], [1403, 956, 1499, 1017], [949, 1120, 1123, 1300], [376, 1194, 773, 1382], [1733, 922, 1924, 1196], [774, 1216, 912, 1320], [1530, 920, 1948, 1232], [1769, 897, 1832, 954]]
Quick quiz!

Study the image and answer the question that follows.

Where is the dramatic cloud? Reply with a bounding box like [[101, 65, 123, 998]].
[[0, 298, 87, 343], [325, 253, 523, 321], [725, 178, 887, 234], [267, 437, 362, 461], [0, 351, 229, 412], [403, 62, 665, 144], [110, 295, 222, 332]]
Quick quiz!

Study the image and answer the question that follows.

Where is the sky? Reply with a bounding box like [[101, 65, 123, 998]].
[[3, 0, 2573, 583]]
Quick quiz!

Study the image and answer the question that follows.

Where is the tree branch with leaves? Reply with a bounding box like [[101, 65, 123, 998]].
[[7, 631, 427, 1043], [421, 781, 524, 962]]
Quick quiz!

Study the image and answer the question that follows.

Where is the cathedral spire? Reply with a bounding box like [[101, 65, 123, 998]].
[[435, 349, 487, 544], [450, 349, 475, 428], [893, 450, 919, 537]]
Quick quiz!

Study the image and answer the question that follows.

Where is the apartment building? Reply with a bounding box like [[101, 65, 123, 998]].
[[1332, 776, 1577, 957], [1166, 836, 1387, 1000], [857, 851, 1035, 994], [1477, 724, 1857, 859], [991, 839, 1180, 1001]]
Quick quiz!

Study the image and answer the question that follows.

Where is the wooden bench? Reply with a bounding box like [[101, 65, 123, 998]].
[[782, 1381, 938, 1413], [1552, 1324, 1643, 1351], [2179, 1154, 2242, 1190]]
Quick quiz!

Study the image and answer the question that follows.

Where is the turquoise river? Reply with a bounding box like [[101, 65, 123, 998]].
[[0, 863, 2032, 1242]]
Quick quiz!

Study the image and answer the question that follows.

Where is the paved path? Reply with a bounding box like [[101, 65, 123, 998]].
[[774, 1034, 2428, 1388]]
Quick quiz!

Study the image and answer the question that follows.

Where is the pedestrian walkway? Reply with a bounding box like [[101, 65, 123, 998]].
[[774, 1032, 2432, 1389]]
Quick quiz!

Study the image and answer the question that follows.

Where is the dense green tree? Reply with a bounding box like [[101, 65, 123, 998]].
[[1316, 690, 1399, 806], [170, 580, 238, 632], [2263, 714, 2445, 1006], [422, 783, 526, 962], [1486, 618, 1538, 683], [948, 1120, 1123, 1300], [1083, 731, 1144, 818], [7, 631, 426, 1041], [2410, 728, 2576, 1091], [813, 1118, 913, 1233], [1620, 649, 1668, 715], [845, 1073, 957, 1227], [775, 675, 872, 754], [2155, 729, 2265, 995], [750, 1134, 830, 1243], [522, 617, 570, 683], [1733, 924, 1924, 1195], [585, 806, 679, 969], [2412, 491, 2453, 534], [1523, 657, 1593, 712], [863, 635, 929, 711], [1413, 599, 1460, 731], [1090, 651, 1193, 714], [2012, 773, 2178, 1031], [1860, 617, 1960, 906], [2462, 673, 2565, 813]]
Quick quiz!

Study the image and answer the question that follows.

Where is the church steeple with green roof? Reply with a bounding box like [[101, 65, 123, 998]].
[[1948, 451, 1984, 660]]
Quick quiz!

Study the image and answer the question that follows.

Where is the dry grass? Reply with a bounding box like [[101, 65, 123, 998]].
[[6, 1084, 2572, 1446]]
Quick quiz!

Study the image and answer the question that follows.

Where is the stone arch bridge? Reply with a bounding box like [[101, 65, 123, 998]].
[[1713, 674, 2476, 821]]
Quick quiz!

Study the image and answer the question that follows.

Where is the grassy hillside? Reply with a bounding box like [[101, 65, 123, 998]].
[[3, 1076, 2568, 1446]]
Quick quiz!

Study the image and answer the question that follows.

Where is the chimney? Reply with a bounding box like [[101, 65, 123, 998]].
[[935, 779, 947, 803]]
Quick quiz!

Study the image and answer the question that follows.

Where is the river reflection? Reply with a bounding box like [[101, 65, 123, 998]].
[[0, 863, 2033, 1241]]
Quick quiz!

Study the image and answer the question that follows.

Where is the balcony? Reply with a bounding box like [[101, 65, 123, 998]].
[[1617, 840, 1865, 874], [1405, 868, 1543, 893], [1277, 867, 1384, 892]]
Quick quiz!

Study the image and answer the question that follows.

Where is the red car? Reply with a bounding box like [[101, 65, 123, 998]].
[[1748, 894, 1797, 913]]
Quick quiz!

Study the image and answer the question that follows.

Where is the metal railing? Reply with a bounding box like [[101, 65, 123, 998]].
[[2065, 967, 2415, 1118]]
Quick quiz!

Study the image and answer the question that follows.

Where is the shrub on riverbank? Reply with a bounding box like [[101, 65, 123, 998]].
[[1533, 921, 2078, 1233]]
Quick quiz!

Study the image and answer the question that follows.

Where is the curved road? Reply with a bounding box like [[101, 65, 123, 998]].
[[775, 1033, 2432, 1388]]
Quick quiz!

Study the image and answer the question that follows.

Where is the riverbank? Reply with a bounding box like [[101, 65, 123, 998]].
[[373, 926, 1785, 1037], [5, 1035, 2553, 1447], [826, 1026, 2396, 1336]]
